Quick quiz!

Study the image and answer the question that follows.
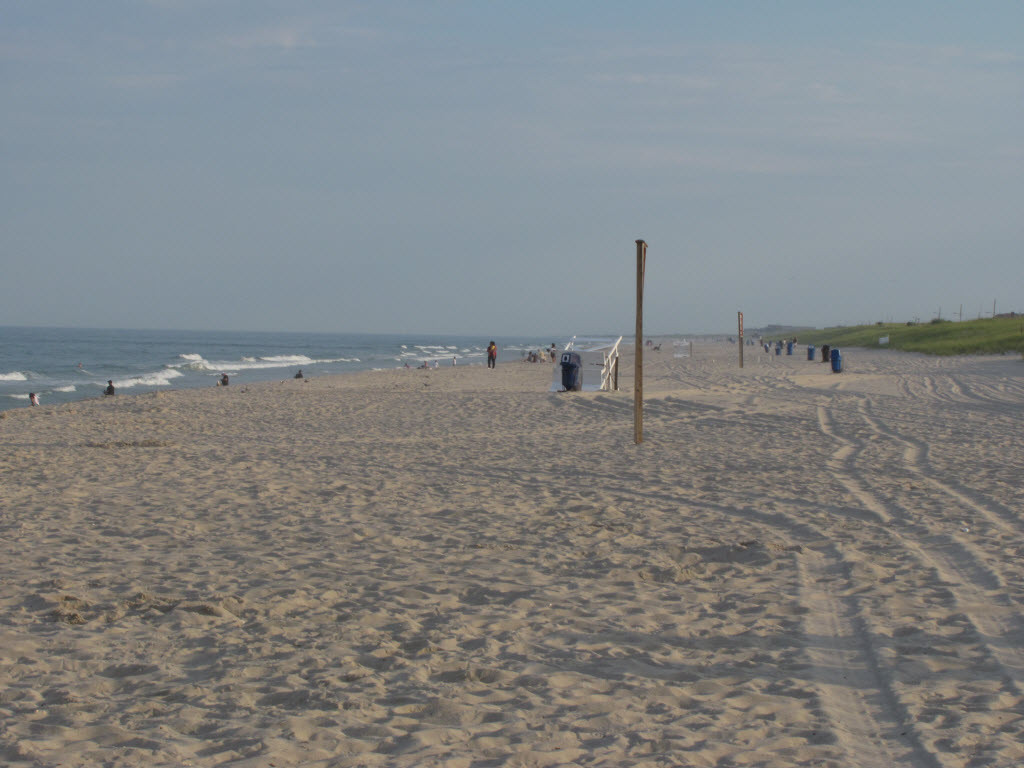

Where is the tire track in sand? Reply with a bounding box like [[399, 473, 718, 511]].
[[856, 399, 1024, 538], [817, 405, 1024, 696], [796, 542, 939, 768]]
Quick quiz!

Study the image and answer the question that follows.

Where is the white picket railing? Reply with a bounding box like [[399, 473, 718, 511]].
[[552, 336, 623, 392]]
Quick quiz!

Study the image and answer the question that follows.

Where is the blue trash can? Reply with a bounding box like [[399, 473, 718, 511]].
[[807, 344, 816, 361], [830, 347, 842, 373], [775, 343, 781, 356], [786, 341, 794, 355], [560, 351, 582, 391]]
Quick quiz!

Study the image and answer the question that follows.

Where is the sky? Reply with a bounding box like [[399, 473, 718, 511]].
[[2, 1, 1022, 336]]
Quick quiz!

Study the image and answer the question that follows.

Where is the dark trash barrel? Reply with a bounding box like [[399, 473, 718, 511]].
[[807, 344, 816, 361], [786, 341, 794, 355], [560, 351, 582, 391], [821, 344, 830, 363], [830, 348, 842, 373], [775, 343, 782, 356]]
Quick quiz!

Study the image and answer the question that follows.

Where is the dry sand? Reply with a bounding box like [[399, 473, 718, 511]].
[[2, 343, 1023, 767]]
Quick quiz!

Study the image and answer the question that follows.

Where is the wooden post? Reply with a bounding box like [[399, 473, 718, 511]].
[[738, 311, 744, 368], [634, 240, 646, 444]]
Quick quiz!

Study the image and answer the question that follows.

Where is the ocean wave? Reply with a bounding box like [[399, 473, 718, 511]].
[[0, 371, 29, 381], [54, 385, 76, 393], [113, 369, 184, 389], [401, 344, 481, 361], [176, 353, 359, 372], [174, 354, 212, 371]]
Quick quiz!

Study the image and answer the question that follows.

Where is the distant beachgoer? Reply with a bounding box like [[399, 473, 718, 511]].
[[418, 360, 430, 369], [220, 373, 229, 386], [549, 344, 557, 362], [29, 392, 39, 406], [105, 380, 116, 396], [451, 356, 457, 366], [294, 369, 304, 379], [487, 341, 497, 369]]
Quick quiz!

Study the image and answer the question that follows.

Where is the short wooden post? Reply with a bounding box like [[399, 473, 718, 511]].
[[634, 240, 647, 444], [738, 311, 744, 368]]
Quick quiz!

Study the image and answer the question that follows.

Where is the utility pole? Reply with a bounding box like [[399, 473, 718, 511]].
[[634, 240, 647, 445]]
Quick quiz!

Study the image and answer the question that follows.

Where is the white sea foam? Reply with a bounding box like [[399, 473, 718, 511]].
[[54, 385, 76, 393], [0, 371, 28, 381], [410, 345, 467, 362], [114, 369, 185, 389], [175, 353, 357, 372], [175, 354, 212, 371], [213, 356, 358, 371]]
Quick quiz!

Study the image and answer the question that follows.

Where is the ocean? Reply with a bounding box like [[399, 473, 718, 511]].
[[0, 326, 566, 412]]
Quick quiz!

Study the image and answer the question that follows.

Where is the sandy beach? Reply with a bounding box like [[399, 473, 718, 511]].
[[2, 342, 1023, 768]]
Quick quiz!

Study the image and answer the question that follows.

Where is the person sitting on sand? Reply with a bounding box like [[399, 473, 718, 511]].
[[29, 392, 39, 406], [104, 380, 116, 396], [220, 373, 229, 386], [294, 369, 303, 379]]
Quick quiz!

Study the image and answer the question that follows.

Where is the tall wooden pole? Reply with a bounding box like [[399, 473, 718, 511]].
[[634, 239, 647, 444]]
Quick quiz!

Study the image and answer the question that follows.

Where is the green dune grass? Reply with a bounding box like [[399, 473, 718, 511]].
[[797, 317, 1024, 356]]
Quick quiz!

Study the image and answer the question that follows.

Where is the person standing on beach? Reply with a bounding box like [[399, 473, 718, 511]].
[[104, 380, 116, 396], [487, 341, 497, 369], [29, 392, 39, 406]]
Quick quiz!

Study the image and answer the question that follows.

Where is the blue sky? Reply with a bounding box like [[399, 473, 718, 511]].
[[3, 1, 1022, 335]]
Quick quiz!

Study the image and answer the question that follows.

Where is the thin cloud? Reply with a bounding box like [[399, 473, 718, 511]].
[[105, 73, 186, 90], [218, 25, 318, 51]]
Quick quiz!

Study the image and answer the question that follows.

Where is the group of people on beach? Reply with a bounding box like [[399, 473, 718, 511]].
[[28, 378, 116, 406], [407, 341, 557, 370], [520, 344, 557, 364]]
